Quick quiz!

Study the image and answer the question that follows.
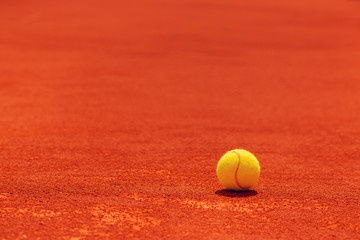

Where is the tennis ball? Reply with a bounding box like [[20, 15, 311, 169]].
[[216, 149, 260, 191]]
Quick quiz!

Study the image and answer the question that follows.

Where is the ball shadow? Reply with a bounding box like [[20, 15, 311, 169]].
[[215, 189, 258, 198]]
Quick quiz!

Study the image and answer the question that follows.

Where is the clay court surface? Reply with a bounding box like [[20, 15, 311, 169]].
[[1, 0, 360, 239]]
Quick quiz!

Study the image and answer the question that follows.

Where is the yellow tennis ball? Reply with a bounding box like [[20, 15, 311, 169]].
[[216, 149, 260, 191]]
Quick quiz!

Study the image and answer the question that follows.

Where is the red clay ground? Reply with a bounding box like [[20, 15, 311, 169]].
[[1, 0, 360, 239]]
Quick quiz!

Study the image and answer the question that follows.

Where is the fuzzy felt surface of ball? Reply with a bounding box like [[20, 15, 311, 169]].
[[216, 149, 260, 191]]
